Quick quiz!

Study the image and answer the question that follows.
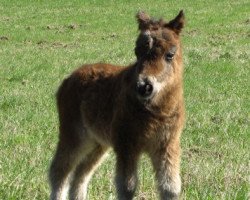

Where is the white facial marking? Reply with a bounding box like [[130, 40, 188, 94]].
[[149, 76, 165, 93]]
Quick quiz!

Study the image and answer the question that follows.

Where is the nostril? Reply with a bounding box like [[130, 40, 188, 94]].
[[136, 81, 153, 97], [145, 84, 153, 95]]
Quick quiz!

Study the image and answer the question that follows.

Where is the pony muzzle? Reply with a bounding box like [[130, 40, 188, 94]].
[[136, 78, 154, 99]]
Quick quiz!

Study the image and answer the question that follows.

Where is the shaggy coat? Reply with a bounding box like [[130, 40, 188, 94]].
[[49, 10, 185, 200]]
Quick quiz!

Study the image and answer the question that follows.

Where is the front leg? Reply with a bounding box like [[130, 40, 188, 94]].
[[113, 134, 140, 200], [115, 152, 138, 200], [150, 141, 181, 200]]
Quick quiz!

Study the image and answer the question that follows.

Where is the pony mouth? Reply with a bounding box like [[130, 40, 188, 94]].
[[136, 91, 156, 104]]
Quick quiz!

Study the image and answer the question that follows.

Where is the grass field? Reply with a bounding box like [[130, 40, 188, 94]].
[[0, 0, 249, 199]]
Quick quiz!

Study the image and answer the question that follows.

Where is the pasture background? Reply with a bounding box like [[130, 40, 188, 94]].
[[0, 0, 249, 199]]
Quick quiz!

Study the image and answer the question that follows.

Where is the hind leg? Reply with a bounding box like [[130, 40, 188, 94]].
[[69, 144, 108, 200], [49, 128, 96, 200]]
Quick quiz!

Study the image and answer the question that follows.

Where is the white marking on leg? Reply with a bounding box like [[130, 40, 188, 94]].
[[156, 163, 181, 197], [50, 177, 70, 200], [70, 151, 109, 200]]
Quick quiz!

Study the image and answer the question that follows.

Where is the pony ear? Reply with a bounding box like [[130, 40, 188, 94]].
[[136, 11, 151, 31], [166, 10, 185, 34]]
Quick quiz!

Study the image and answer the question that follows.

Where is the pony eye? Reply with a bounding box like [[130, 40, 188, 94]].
[[165, 52, 174, 62], [165, 46, 177, 62]]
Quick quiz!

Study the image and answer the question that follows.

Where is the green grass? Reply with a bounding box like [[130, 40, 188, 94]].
[[0, 0, 249, 199]]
